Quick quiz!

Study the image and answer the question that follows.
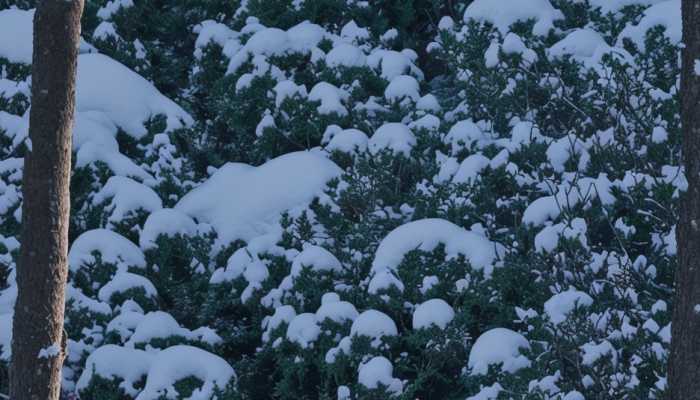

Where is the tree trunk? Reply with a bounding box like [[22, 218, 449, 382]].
[[669, 1, 700, 399], [9, 1, 83, 399]]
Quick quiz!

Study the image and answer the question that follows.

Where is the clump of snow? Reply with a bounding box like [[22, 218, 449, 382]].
[[501, 33, 537, 64], [546, 134, 590, 173], [135, 345, 235, 400], [368, 49, 423, 81], [368, 269, 405, 294], [69, 229, 146, 272], [350, 310, 398, 339], [210, 246, 271, 288], [468, 328, 531, 375], [444, 119, 492, 154], [77, 53, 193, 138], [72, 111, 154, 181], [522, 175, 615, 226], [453, 153, 491, 184], [534, 218, 588, 253], [126, 311, 189, 346], [580, 340, 617, 366], [98, 271, 158, 303], [416, 94, 441, 112], [139, 208, 198, 249], [358, 356, 403, 394], [227, 22, 326, 74], [372, 219, 503, 275], [97, 0, 134, 20], [340, 20, 370, 43], [66, 285, 112, 315], [368, 123, 416, 157], [77, 345, 153, 396], [92, 176, 163, 226], [326, 43, 366, 68], [273, 80, 307, 107], [323, 126, 369, 154], [544, 288, 594, 325], [193, 20, 239, 60], [93, 21, 120, 41], [126, 311, 221, 347], [262, 305, 296, 342], [384, 75, 420, 102], [463, 0, 563, 36], [308, 82, 349, 116], [176, 151, 341, 244], [412, 299, 455, 330], [106, 309, 146, 342], [467, 383, 502, 400], [316, 295, 359, 323], [0, 111, 27, 150], [286, 313, 321, 348], [617, 0, 681, 51], [290, 245, 342, 278], [549, 29, 608, 60]]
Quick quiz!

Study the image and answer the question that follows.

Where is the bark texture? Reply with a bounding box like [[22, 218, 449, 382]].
[[669, 1, 700, 399], [9, 1, 83, 399]]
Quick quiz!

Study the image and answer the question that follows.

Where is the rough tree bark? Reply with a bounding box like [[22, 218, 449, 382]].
[[9, 1, 84, 399], [669, 1, 700, 399]]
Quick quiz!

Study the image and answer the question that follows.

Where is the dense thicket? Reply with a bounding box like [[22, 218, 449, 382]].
[[0, 0, 682, 399]]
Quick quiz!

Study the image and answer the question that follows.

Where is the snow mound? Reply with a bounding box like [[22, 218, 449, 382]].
[[106, 310, 146, 342], [350, 310, 398, 339], [77, 345, 153, 396], [385, 75, 420, 102], [69, 229, 146, 272], [126, 311, 221, 347], [176, 151, 341, 244], [135, 345, 235, 400], [367, 49, 423, 81], [544, 288, 594, 325], [468, 328, 531, 375], [412, 299, 455, 330], [316, 295, 359, 323], [358, 356, 403, 394], [290, 245, 342, 278], [453, 153, 491, 184], [326, 43, 366, 68], [368, 123, 416, 157], [227, 22, 326, 74], [139, 208, 198, 249], [324, 127, 369, 154], [617, 0, 680, 51], [463, 0, 563, 36], [549, 29, 608, 59], [372, 219, 503, 274], [98, 271, 158, 303], [286, 313, 321, 348], [73, 111, 154, 181], [262, 305, 296, 342], [77, 53, 193, 138], [308, 82, 349, 116], [92, 176, 163, 225]]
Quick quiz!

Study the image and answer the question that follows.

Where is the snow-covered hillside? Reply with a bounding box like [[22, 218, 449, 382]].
[[0, 0, 682, 398]]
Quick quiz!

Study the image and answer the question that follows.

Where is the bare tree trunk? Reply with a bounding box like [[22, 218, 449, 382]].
[[669, 1, 700, 399], [9, 1, 83, 399]]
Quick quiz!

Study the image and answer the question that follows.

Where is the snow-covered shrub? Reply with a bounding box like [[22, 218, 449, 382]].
[[0, 0, 685, 398]]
